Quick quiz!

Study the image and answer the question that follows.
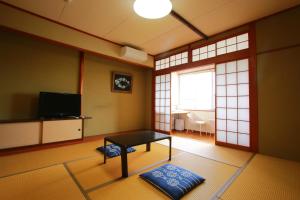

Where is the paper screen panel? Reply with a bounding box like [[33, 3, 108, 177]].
[[216, 59, 250, 147], [227, 45, 237, 53], [227, 132, 237, 144], [217, 47, 226, 55], [217, 108, 226, 119], [238, 121, 250, 134], [226, 61, 237, 73], [227, 120, 237, 132], [238, 84, 249, 96], [238, 96, 249, 108], [217, 86, 226, 96], [227, 109, 238, 120], [227, 97, 237, 108], [238, 133, 250, 147], [238, 71, 249, 83], [217, 97, 226, 107], [237, 59, 249, 71], [154, 74, 171, 132], [191, 33, 248, 63], [237, 41, 249, 50], [227, 85, 237, 96], [155, 52, 188, 70], [217, 130, 226, 142], [226, 73, 237, 84]]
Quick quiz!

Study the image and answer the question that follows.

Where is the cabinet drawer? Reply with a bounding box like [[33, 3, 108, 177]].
[[42, 119, 82, 143], [0, 122, 40, 149]]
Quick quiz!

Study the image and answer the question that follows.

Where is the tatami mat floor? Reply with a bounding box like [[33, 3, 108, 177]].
[[88, 152, 238, 200], [220, 154, 300, 200], [0, 164, 86, 200], [67, 143, 182, 190], [157, 135, 253, 167], [0, 135, 299, 200], [0, 140, 103, 178]]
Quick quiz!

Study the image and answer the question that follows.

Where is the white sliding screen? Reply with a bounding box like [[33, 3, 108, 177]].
[[155, 74, 171, 132], [216, 59, 250, 147]]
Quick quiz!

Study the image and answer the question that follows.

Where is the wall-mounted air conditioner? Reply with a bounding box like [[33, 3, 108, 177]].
[[120, 46, 148, 62]]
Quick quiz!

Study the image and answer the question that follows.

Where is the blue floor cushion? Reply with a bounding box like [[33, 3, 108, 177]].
[[140, 164, 205, 200], [96, 144, 136, 158]]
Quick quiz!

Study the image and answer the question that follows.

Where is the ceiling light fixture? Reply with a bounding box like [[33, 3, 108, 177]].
[[133, 0, 172, 19]]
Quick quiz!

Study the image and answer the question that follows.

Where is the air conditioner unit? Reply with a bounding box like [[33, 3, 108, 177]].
[[120, 46, 148, 62]]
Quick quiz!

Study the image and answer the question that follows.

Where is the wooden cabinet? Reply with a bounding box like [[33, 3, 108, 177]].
[[0, 122, 41, 149], [0, 118, 88, 149], [42, 119, 82, 143]]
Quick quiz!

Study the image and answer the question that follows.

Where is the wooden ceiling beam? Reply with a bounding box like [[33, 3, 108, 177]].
[[170, 10, 208, 40]]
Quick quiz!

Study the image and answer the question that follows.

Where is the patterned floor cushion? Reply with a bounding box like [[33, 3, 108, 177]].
[[140, 164, 205, 200], [96, 144, 136, 158]]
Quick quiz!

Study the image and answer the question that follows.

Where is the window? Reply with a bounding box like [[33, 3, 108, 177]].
[[155, 51, 188, 70], [192, 33, 249, 62], [177, 70, 215, 110]]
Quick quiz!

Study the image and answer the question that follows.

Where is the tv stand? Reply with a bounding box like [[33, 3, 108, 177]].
[[0, 117, 91, 149]]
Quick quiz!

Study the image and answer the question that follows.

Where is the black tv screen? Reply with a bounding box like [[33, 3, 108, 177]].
[[38, 92, 81, 118]]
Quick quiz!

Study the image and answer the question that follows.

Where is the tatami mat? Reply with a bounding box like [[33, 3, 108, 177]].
[[2, 135, 278, 200], [0, 164, 85, 200], [67, 143, 182, 190], [0, 135, 252, 178], [0, 140, 103, 178], [221, 154, 300, 200], [88, 152, 239, 200], [157, 136, 253, 167]]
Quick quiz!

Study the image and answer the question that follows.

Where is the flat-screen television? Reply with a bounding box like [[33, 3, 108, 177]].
[[38, 92, 81, 118]]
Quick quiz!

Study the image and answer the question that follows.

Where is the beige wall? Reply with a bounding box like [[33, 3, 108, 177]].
[[0, 3, 154, 68], [256, 6, 300, 161], [0, 29, 152, 136], [0, 29, 79, 120], [82, 54, 152, 136]]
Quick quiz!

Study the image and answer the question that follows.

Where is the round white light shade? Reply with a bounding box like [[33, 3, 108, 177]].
[[133, 0, 172, 19]]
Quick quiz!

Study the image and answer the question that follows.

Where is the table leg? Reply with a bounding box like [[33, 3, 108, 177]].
[[169, 137, 172, 161], [121, 146, 128, 178], [104, 139, 107, 164], [200, 124, 202, 135], [146, 142, 151, 151]]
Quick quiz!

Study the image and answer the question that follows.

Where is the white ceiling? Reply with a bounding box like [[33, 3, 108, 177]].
[[2, 0, 300, 55]]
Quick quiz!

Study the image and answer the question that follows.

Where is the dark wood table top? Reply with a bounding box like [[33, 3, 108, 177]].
[[105, 130, 171, 148]]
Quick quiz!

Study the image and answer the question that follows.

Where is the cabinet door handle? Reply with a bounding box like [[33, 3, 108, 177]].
[[78, 129, 81, 131]]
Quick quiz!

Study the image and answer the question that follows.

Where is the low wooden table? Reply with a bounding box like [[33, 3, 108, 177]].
[[103, 130, 172, 178]]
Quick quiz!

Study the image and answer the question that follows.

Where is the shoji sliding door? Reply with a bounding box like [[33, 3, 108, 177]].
[[155, 74, 171, 133], [216, 59, 250, 148]]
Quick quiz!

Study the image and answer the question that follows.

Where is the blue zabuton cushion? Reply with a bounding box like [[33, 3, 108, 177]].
[[140, 164, 205, 200], [96, 144, 136, 158]]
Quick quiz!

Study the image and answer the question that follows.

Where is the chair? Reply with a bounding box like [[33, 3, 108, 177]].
[[186, 112, 206, 135]]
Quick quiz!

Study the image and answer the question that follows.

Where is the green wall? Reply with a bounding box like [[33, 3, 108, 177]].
[[256, 6, 300, 161], [0, 29, 152, 135], [82, 54, 152, 136], [0, 30, 79, 120]]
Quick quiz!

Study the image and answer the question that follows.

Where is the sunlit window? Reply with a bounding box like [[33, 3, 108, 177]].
[[177, 70, 215, 110]]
